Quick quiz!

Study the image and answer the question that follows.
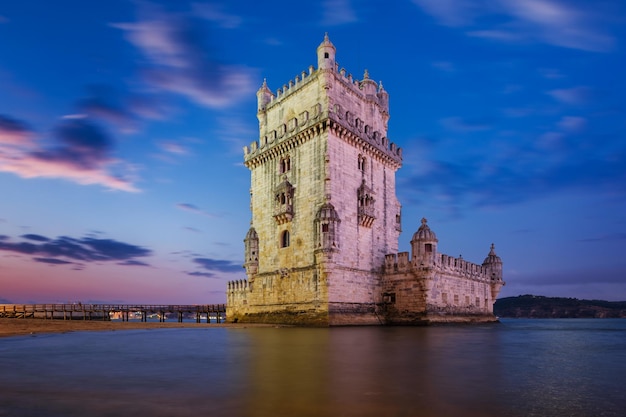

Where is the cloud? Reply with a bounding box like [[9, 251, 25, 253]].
[[401, 132, 626, 212], [191, 3, 242, 29], [548, 87, 592, 105], [579, 233, 626, 243], [158, 141, 189, 155], [76, 85, 138, 133], [440, 117, 492, 132], [21, 234, 51, 242], [516, 267, 626, 286], [193, 257, 241, 273], [557, 116, 586, 132], [112, 2, 255, 108], [321, 0, 358, 25], [0, 115, 139, 192], [176, 203, 217, 218], [0, 234, 152, 265], [0, 114, 34, 146], [34, 257, 75, 265], [431, 61, 456, 73], [187, 271, 216, 278], [413, 0, 616, 52], [118, 259, 151, 266]]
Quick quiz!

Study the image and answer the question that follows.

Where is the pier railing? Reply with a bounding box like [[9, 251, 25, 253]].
[[0, 304, 226, 323]]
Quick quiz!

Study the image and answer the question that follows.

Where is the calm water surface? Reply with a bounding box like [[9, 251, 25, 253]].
[[1, 319, 625, 417]]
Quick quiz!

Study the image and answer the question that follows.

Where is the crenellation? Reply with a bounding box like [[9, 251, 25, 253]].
[[228, 35, 504, 326]]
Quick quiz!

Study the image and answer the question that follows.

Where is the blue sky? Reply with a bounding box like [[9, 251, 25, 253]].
[[1, 0, 625, 304]]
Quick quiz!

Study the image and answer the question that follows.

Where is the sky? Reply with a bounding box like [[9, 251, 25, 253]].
[[1, 0, 625, 304]]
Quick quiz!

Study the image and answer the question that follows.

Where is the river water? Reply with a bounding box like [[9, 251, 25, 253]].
[[1, 319, 625, 417]]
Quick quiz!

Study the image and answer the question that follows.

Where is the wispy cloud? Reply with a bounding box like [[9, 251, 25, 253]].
[[440, 117, 492, 132], [191, 3, 242, 29], [193, 257, 241, 273], [185, 256, 242, 278], [158, 141, 189, 155], [0, 114, 33, 146], [579, 233, 626, 243], [0, 115, 139, 192], [321, 0, 358, 25], [413, 0, 616, 52], [548, 86, 592, 105], [557, 116, 586, 132], [112, 2, 255, 108], [176, 203, 217, 218], [401, 128, 626, 213], [431, 61, 456, 73], [0, 233, 152, 266], [76, 85, 139, 133]]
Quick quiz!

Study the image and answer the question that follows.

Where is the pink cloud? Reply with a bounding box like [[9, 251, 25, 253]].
[[0, 114, 34, 146], [0, 115, 139, 192], [0, 154, 138, 192]]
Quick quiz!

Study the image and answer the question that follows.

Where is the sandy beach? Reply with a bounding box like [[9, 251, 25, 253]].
[[0, 318, 272, 338]]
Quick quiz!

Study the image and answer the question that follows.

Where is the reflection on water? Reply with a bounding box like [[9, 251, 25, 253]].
[[1, 319, 625, 417]]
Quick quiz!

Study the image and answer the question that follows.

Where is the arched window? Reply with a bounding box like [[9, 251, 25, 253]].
[[280, 230, 290, 248], [357, 155, 366, 172], [279, 155, 291, 174]]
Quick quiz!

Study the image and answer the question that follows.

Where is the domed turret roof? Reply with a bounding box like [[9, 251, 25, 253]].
[[411, 218, 438, 242], [245, 227, 258, 241], [317, 32, 336, 51], [483, 243, 502, 265], [316, 202, 340, 222]]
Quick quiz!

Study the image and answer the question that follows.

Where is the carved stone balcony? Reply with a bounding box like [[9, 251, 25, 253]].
[[274, 204, 293, 225]]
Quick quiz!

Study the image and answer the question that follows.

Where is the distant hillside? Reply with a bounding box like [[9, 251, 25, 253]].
[[494, 295, 626, 318]]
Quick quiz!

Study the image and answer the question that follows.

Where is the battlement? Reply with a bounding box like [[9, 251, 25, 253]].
[[384, 252, 492, 282], [227, 279, 249, 292], [245, 36, 401, 167]]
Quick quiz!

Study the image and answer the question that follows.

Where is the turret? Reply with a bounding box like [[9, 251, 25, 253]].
[[317, 33, 336, 71], [315, 202, 341, 252], [377, 81, 390, 128], [411, 218, 438, 265], [243, 226, 259, 276], [256, 79, 273, 112], [482, 243, 504, 300], [360, 69, 378, 96]]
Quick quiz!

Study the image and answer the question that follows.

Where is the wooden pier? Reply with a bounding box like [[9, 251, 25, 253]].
[[0, 304, 226, 323]]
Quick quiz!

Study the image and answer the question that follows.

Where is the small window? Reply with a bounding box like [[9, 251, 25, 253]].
[[358, 155, 366, 172], [279, 156, 291, 174], [281, 231, 290, 248], [425, 243, 433, 253], [322, 223, 329, 233], [324, 52, 329, 58]]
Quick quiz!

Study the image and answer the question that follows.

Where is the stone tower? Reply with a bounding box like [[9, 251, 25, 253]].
[[228, 35, 403, 325], [227, 35, 504, 325]]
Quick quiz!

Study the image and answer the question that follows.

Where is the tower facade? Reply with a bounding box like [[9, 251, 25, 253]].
[[227, 36, 504, 325]]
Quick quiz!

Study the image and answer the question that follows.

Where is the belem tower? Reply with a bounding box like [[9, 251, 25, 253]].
[[227, 35, 505, 326]]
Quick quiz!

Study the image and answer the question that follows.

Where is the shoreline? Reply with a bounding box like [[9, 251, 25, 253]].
[[0, 318, 277, 338]]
